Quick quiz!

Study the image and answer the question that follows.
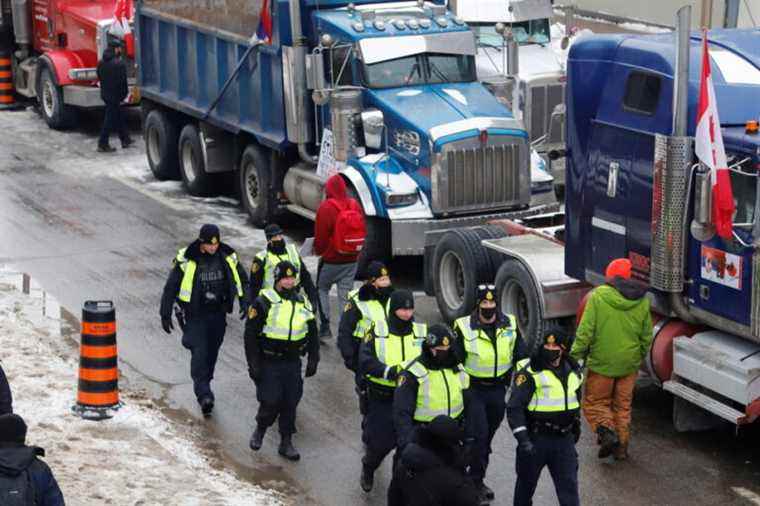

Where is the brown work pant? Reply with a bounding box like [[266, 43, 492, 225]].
[[582, 371, 637, 446]]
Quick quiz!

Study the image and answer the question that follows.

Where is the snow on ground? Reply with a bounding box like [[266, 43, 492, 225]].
[[0, 269, 285, 506]]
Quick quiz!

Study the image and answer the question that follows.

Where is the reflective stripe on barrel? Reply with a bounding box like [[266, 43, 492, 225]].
[[0, 52, 14, 106], [77, 301, 119, 408]]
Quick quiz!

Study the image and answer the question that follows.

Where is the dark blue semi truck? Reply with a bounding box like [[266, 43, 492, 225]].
[[135, 0, 556, 269], [434, 7, 760, 428]]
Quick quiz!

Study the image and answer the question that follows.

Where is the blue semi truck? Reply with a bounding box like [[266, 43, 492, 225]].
[[435, 6, 760, 428], [135, 0, 555, 265]]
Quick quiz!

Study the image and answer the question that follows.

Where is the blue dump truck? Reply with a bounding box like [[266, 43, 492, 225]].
[[135, 0, 556, 265], [436, 6, 760, 429]]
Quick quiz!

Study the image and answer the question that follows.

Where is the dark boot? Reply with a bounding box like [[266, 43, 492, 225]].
[[613, 443, 629, 461], [278, 434, 300, 461], [97, 144, 116, 153], [597, 426, 620, 458], [481, 483, 495, 501], [121, 137, 133, 148], [360, 464, 374, 492], [249, 425, 266, 451], [200, 396, 214, 417]]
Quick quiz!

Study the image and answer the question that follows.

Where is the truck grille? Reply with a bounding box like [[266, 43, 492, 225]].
[[433, 141, 529, 214], [528, 83, 565, 143]]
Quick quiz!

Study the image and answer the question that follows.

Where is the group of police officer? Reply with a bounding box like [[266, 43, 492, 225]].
[[161, 224, 584, 505]]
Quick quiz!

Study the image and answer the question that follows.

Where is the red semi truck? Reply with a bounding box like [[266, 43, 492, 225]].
[[0, 0, 137, 128]]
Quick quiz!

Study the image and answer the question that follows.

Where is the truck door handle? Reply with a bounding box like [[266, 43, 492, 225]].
[[607, 161, 619, 198]]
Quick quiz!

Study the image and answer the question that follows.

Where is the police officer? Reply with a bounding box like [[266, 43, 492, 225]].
[[358, 289, 425, 492], [393, 324, 470, 452], [507, 329, 583, 506], [453, 284, 527, 503], [160, 224, 248, 416], [250, 224, 318, 307], [245, 261, 319, 461]]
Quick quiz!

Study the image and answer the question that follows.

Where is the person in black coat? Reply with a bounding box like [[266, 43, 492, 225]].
[[96, 39, 131, 152], [0, 414, 65, 506], [387, 415, 479, 506], [0, 362, 11, 415]]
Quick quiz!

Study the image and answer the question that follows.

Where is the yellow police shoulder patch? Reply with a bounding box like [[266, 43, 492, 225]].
[[515, 374, 527, 386], [344, 302, 352, 312], [397, 375, 406, 387], [247, 306, 257, 319]]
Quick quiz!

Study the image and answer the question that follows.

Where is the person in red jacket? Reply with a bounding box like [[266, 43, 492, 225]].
[[314, 174, 362, 340]]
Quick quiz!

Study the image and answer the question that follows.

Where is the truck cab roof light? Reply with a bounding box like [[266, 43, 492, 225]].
[[419, 18, 431, 29], [353, 22, 365, 32], [393, 19, 406, 30], [374, 20, 386, 31], [452, 16, 464, 25], [435, 16, 448, 27], [406, 19, 419, 29], [746, 120, 759, 134]]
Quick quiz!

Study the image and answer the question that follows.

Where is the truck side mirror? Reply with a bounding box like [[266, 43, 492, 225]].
[[361, 109, 384, 149]]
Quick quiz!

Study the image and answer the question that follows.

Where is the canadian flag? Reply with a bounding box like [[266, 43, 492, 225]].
[[694, 30, 734, 240], [111, 0, 134, 57]]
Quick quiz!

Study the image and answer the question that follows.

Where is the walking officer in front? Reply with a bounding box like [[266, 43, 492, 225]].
[[249, 224, 318, 308], [507, 329, 583, 506], [160, 224, 248, 416], [357, 289, 425, 492], [245, 261, 319, 461], [394, 324, 470, 453], [453, 284, 527, 504]]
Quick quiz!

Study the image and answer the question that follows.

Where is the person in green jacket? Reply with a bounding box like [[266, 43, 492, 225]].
[[570, 258, 652, 461]]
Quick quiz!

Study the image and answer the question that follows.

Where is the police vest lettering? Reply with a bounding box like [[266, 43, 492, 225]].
[[176, 248, 243, 303], [455, 314, 517, 379], [407, 361, 469, 422], [261, 289, 314, 342], [516, 358, 583, 413], [256, 244, 302, 290], [366, 320, 426, 388], [348, 288, 388, 339]]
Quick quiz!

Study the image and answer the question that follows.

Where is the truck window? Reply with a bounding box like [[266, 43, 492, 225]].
[[729, 158, 757, 227], [425, 53, 476, 85], [622, 72, 661, 115], [329, 46, 354, 86], [364, 53, 475, 89]]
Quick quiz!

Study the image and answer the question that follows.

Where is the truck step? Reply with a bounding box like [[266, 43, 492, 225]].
[[663, 380, 745, 424]]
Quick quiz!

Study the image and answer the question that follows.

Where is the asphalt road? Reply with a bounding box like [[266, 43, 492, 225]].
[[2, 107, 760, 506]]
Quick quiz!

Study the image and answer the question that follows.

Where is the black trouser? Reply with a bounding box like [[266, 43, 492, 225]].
[[255, 357, 303, 436], [99, 101, 129, 147], [181, 311, 226, 403], [465, 382, 507, 483], [514, 433, 579, 506], [362, 390, 396, 472]]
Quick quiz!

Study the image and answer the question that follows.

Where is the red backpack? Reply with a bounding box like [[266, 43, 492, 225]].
[[330, 199, 366, 255]]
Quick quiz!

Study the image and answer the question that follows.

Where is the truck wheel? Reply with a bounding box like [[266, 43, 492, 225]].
[[472, 225, 508, 282], [144, 109, 179, 180], [178, 124, 214, 196], [38, 67, 76, 130], [434, 229, 491, 321], [495, 259, 543, 354], [239, 143, 273, 228]]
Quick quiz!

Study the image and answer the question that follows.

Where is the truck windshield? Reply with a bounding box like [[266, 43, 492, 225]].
[[364, 53, 476, 89], [472, 19, 551, 47], [729, 157, 757, 229]]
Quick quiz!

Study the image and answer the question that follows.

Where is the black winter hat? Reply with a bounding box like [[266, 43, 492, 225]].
[[389, 289, 414, 312], [366, 261, 389, 281], [274, 261, 297, 283], [427, 415, 462, 443], [0, 414, 27, 444], [107, 37, 123, 49], [477, 284, 497, 305], [199, 224, 220, 244], [541, 327, 572, 349], [424, 323, 454, 350], [265, 224, 284, 240]]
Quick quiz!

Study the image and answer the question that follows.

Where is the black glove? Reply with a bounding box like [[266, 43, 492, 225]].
[[305, 358, 318, 377], [517, 439, 535, 455], [239, 300, 250, 320], [387, 365, 400, 381], [248, 365, 261, 383], [161, 317, 174, 334]]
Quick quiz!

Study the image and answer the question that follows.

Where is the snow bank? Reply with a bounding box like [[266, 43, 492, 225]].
[[0, 272, 284, 506]]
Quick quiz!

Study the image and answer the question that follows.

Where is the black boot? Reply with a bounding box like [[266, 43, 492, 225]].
[[249, 425, 266, 451], [199, 396, 214, 417], [481, 483, 495, 501], [360, 464, 374, 492], [121, 137, 133, 148], [278, 434, 300, 461], [597, 426, 620, 458], [97, 144, 116, 153]]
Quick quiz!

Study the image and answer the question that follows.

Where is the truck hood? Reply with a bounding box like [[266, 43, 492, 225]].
[[477, 43, 565, 80], [366, 81, 514, 134]]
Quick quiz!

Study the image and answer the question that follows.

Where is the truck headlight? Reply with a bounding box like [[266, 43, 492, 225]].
[[384, 191, 418, 207]]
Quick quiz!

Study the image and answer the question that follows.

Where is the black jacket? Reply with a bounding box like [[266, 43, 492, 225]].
[[0, 363, 11, 415], [387, 432, 478, 506], [0, 445, 64, 506], [159, 240, 249, 320], [96, 48, 128, 104]]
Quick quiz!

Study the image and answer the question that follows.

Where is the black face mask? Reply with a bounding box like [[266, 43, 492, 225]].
[[376, 285, 394, 299], [540, 348, 562, 366], [269, 239, 286, 254], [479, 306, 496, 320]]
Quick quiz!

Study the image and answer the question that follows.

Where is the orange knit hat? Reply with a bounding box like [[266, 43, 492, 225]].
[[605, 258, 632, 281]]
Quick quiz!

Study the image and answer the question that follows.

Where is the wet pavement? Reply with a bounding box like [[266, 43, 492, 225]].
[[2, 106, 760, 506]]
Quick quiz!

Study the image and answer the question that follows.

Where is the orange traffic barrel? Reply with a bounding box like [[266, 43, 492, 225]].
[[0, 49, 18, 110], [72, 301, 122, 420]]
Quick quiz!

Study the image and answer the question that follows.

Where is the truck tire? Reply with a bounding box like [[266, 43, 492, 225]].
[[434, 229, 491, 322], [472, 225, 508, 282], [356, 216, 390, 279], [178, 124, 214, 196], [495, 259, 543, 354], [144, 109, 179, 180], [239, 143, 273, 228], [37, 66, 76, 130]]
